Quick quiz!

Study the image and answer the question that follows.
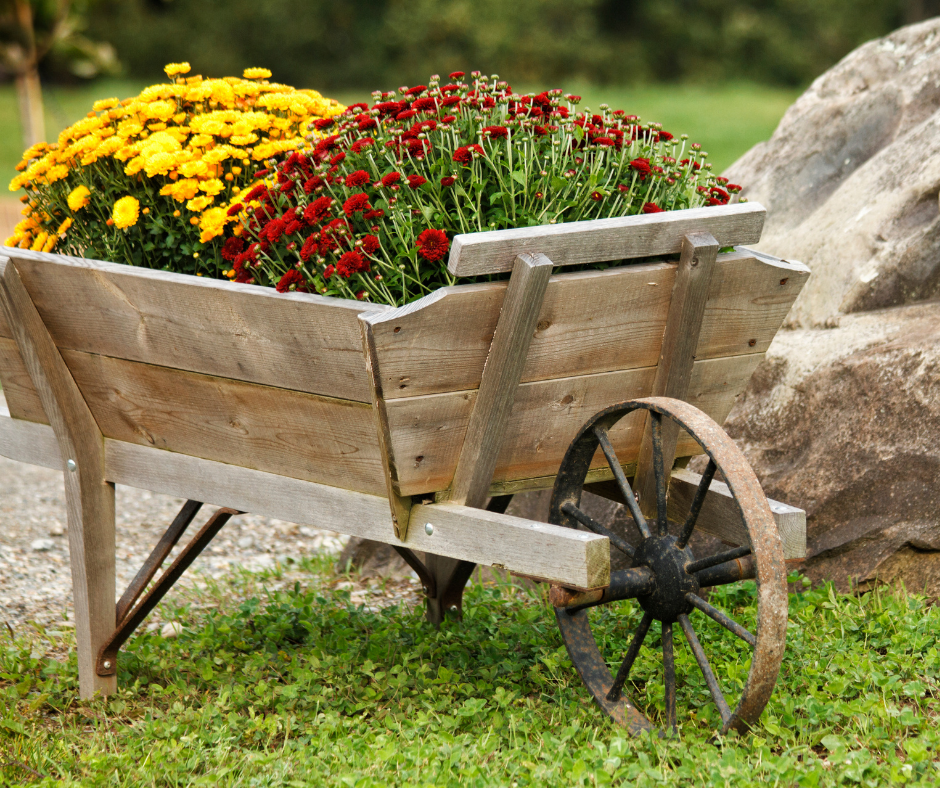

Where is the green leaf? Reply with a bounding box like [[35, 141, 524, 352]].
[[511, 170, 527, 187]]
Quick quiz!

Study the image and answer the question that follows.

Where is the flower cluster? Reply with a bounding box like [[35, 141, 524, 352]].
[[225, 71, 741, 305], [6, 63, 344, 276]]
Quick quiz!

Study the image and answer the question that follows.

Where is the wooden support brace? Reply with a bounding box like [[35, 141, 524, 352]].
[[359, 317, 413, 539], [447, 252, 554, 508], [633, 233, 718, 519], [0, 256, 116, 698], [428, 252, 553, 625]]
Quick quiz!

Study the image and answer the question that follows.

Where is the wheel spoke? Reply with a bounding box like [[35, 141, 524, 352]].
[[678, 613, 731, 724], [695, 555, 756, 588], [675, 459, 717, 549], [554, 567, 656, 612], [687, 545, 751, 574], [594, 427, 652, 539], [686, 593, 756, 647], [650, 412, 667, 535], [662, 621, 677, 733], [607, 611, 654, 702], [561, 501, 635, 557]]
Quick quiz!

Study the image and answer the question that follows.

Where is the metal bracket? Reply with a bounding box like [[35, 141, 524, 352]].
[[96, 502, 241, 676]]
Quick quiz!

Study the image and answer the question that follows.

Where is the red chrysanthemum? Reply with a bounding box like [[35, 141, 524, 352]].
[[381, 172, 401, 187], [221, 236, 244, 261], [362, 234, 380, 255], [300, 235, 319, 261], [405, 85, 428, 95], [448, 71, 465, 79], [323, 264, 335, 279], [407, 174, 427, 189], [313, 118, 334, 130], [440, 176, 456, 187], [630, 158, 651, 177], [245, 184, 268, 202], [412, 97, 438, 111], [452, 144, 484, 165], [351, 138, 375, 153], [303, 196, 334, 225], [337, 250, 370, 278], [345, 170, 371, 188], [303, 175, 325, 194], [343, 193, 371, 216], [226, 202, 244, 217], [416, 228, 448, 262], [482, 125, 509, 139], [396, 109, 417, 121], [642, 202, 663, 213], [276, 269, 309, 293], [590, 191, 603, 201], [441, 96, 462, 108]]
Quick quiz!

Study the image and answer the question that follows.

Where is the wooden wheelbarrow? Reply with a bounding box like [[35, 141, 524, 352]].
[[0, 201, 809, 734]]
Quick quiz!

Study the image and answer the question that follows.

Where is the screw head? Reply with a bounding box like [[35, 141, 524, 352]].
[[66, 459, 77, 472], [103, 660, 111, 669], [424, 522, 434, 536]]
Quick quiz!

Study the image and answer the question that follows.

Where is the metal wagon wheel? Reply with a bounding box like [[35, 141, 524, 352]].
[[549, 397, 787, 735]]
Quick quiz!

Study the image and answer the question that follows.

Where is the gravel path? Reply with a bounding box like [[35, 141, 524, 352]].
[[0, 449, 360, 634]]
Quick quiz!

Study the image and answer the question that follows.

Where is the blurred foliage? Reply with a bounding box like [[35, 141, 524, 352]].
[[0, 0, 117, 81], [84, 0, 931, 91]]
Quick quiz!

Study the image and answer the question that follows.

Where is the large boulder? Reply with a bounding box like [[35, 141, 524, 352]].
[[726, 18, 940, 328], [720, 18, 940, 593]]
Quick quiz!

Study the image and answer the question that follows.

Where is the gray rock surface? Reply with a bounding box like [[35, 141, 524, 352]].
[[719, 19, 940, 594], [726, 18, 940, 328]]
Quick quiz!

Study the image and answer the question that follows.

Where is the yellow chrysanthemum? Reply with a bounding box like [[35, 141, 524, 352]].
[[67, 185, 91, 211], [93, 98, 120, 112], [243, 68, 272, 80], [56, 217, 73, 236], [164, 62, 191, 77], [30, 231, 49, 251], [186, 195, 214, 212], [112, 196, 140, 229]]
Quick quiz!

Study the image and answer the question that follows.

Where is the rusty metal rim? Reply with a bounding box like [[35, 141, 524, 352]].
[[550, 396, 787, 735]]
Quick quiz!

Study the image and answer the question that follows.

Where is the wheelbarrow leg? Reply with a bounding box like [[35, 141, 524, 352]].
[[423, 495, 512, 626]]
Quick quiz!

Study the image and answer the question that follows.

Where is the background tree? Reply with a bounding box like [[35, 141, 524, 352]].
[[0, 0, 116, 148]]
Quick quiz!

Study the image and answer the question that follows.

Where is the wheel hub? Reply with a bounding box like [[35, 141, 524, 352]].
[[633, 534, 699, 623]]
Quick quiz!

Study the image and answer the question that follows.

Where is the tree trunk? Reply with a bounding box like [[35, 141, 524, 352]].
[[15, 66, 45, 149]]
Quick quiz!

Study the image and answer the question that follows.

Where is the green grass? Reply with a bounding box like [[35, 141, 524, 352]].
[[1, 79, 797, 193], [1, 556, 937, 786]]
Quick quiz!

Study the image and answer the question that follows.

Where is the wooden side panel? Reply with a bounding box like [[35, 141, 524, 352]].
[[368, 251, 807, 400], [6, 248, 385, 403], [61, 350, 387, 496], [0, 335, 47, 423], [447, 202, 766, 276], [0, 409, 61, 469], [387, 353, 764, 496]]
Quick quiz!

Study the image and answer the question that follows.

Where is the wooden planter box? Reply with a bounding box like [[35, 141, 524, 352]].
[[0, 202, 809, 729]]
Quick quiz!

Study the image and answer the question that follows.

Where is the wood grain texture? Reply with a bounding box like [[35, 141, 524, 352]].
[[668, 468, 806, 560], [447, 253, 554, 508], [104, 439, 609, 589], [61, 349, 387, 496], [447, 203, 765, 276], [365, 251, 806, 401], [359, 316, 413, 539], [634, 232, 719, 517], [3, 247, 388, 403], [0, 335, 47, 422], [0, 410, 61, 469], [387, 353, 764, 496], [0, 256, 116, 699]]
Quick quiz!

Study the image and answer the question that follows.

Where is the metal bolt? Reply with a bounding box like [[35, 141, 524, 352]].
[[66, 459, 76, 472], [449, 605, 459, 613], [424, 522, 434, 536], [103, 660, 111, 669]]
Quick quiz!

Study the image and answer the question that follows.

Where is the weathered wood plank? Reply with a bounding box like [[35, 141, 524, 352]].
[[359, 317, 414, 539], [61, 349, 387, 496], [387, 353, 764, 496], [0, 335, 47, 423], [0, 410, 61, 469], [634, 232, 719, 519], [0, 256, 116, 699], [447, 253, 554, 508], [668, 468, 806, 560], [447, 203, 765, 276], [4, 248, 387, 403], [368, 251, 807, 400], [103, 439, 609, 589]]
